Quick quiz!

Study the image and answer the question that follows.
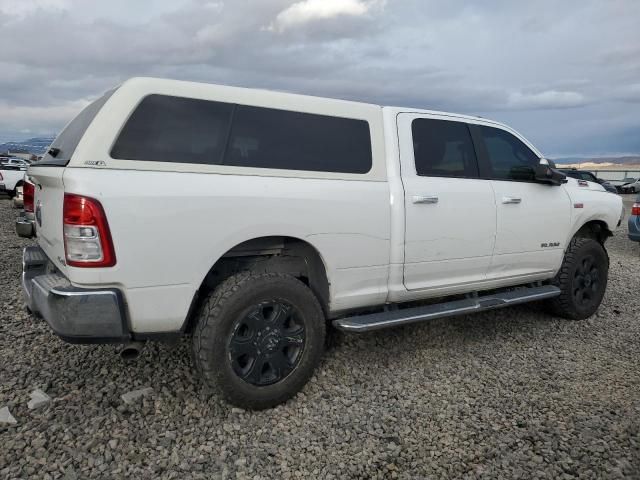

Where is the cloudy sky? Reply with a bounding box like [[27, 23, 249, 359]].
[[0, 0, 638, 157]]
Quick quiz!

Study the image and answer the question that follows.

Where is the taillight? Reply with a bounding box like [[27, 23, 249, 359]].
[[632, 203, 640, 216], [63, 193, 116, 268], [23, 181, 35, 213]]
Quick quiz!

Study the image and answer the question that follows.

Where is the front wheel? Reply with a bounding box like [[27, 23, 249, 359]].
[[192, 272, 326, 409], [546, 237, 608, 320]]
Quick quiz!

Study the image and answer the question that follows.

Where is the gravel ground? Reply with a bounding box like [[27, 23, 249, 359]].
[[1, 195, 639, 479]]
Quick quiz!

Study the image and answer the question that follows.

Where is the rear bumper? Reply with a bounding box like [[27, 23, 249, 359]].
[[22, 245, 129, 344]]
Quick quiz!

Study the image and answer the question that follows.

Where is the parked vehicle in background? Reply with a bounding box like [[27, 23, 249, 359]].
[[17, 77, 624, 409], [0, 165, 25, 198], [558, 169, 618, 194], [609, 177, 640, 194], [628, 195, 640, 242], [0, 157, 31, 168], [12, 185, 23, 208]]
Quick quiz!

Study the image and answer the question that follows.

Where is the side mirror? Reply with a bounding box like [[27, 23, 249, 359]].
[[535, 158, 567, 186]]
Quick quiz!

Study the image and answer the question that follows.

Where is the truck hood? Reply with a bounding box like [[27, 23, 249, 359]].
[[565, 177, 607, 192]]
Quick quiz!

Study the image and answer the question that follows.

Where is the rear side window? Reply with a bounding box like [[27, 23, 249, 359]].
[[111, 95, 234, 165], [479, 126, 539, 181], [111, 95, 373, 174], [411, 118, 479, 178], [225, 105, 371, 173]]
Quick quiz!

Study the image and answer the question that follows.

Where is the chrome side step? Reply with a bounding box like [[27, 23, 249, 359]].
[[332, 285, 560, 333]]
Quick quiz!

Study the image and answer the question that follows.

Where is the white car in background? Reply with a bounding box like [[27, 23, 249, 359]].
[[0, 165, 26, 198], [609, 177, 640, 194], [0, 157, 31, 168]]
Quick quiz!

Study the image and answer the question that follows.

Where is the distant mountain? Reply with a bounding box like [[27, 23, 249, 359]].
[[554, 155, 640, 166], [0, 137, 55, 155]]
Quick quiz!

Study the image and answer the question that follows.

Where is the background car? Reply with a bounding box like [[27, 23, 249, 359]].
[[559, 168, 618, 194], [0, 157, 30, 169], [609, 177, 640, 193]]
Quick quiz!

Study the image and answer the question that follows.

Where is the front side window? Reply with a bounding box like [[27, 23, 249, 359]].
[[479, 126, 539, 181], [411, 118, 479, 178]]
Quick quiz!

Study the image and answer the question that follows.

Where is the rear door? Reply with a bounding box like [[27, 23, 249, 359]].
[[398, 114, 496, 291], [471, 124, 571, 279]]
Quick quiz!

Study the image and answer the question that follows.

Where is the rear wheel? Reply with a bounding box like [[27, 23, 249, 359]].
[[547, 237, 608, 319], [192, 272, 325, 409]]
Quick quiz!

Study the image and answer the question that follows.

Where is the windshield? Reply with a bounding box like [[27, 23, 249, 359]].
[[623, 177, 637, 182]]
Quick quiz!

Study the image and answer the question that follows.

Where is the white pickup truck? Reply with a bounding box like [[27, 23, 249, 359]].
[[18, 78, 623, 409], [0, 165, 26, 197]]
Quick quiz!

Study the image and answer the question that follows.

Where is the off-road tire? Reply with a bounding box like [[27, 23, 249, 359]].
[[547, 237, 608, 320], [192, 272, 325, 410]]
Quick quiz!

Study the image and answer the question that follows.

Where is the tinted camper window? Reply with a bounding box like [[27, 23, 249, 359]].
[[38, 89, 116, 166], [111, 95, 373, 174], [224, 105, 372, 174], [111, 95, 234, 165]]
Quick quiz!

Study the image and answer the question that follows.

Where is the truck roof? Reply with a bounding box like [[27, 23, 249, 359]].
[[119, 77, 509, 130]]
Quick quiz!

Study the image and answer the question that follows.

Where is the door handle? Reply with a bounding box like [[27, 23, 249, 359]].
[[502, 196, 522, 204], [413, 195, 439, 204]]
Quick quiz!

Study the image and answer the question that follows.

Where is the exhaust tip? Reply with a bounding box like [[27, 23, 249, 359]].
[[120, 342, 144, 361]]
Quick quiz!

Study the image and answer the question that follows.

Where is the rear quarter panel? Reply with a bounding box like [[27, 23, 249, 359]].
[[63, 169, 391, 332], [62, 78, 392, 332]]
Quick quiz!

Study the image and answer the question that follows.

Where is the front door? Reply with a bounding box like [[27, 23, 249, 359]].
[[398, 114, 496, 292], [470, 124, 571, 279]]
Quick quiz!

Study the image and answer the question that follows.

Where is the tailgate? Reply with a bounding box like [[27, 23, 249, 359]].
[[25, 90, 117, 275], [29, 166, 68, 276]]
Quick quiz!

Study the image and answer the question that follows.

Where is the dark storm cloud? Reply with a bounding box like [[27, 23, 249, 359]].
[[0, 0, 638, 155]]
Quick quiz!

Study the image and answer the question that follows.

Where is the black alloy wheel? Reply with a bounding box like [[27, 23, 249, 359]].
[[572, 254, 601, 310], [229, 300, 306, 386], [192, 272, 325, 409], [547, 237, 609, 320]]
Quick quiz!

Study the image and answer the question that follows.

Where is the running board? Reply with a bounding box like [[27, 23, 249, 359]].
[[332, 285, 561, 333]]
